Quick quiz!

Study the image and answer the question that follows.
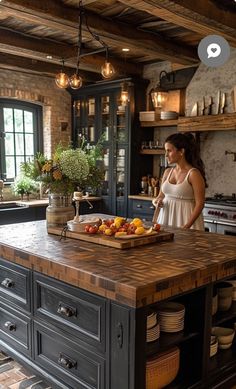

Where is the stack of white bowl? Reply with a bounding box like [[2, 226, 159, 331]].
[[158, 302, 185, 333], [216, 282, 233, 311], [210, 335, 218, 357], [160, 111, 178, 120], [146, 312, 160, 342], [211, 326, 235, 350]]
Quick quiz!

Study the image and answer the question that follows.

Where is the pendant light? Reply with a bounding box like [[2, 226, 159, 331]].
[[55, 59, 69, 89], [120, 48, 130, 106], [55, 0, 115, 90], [101, 48, 115, 79]]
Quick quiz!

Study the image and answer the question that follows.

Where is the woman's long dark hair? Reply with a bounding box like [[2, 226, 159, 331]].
[[165, 132, 207, 186]]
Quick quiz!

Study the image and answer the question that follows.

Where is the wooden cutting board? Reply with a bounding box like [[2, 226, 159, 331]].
[[48, 227, 174, 249]]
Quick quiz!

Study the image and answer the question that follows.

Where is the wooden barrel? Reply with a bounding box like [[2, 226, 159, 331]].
[[46, 194, 75, 228]]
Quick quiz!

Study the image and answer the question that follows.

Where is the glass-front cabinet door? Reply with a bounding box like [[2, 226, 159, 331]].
[[71, 79, 145, 217]]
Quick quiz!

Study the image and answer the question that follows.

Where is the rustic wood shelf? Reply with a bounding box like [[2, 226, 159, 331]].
[[140, 113, 236, 132], [141, 119, 179, 127], [140, 149, 165, 155]]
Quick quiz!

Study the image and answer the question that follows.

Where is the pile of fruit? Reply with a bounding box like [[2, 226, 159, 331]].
[[84, 217, 160, 237]]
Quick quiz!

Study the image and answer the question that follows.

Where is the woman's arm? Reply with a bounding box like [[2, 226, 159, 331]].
[[183, 169, 205, 229], [152, 168, 171, 208]]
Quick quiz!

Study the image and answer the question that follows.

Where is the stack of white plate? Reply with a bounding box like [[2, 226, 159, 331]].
[[160, 111, 178, 120], [158, 302, 185, 333], [210, 335, 218, 357], [146, 312, 160, 342]]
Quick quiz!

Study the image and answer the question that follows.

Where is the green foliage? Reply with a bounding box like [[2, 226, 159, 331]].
[[12, 175, 38, 195]]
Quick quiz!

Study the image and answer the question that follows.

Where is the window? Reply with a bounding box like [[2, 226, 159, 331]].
[[0, 100, 43, 182]]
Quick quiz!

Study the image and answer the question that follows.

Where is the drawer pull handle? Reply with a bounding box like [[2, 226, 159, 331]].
[[117, 322, 123, 348], [58, 353, 77, 370], [57, 303, 77, 318], [4, 321, 16, 331], [136, 204, 142, 209], [149, 205, 155, 210], [1, 278, 14, 288]]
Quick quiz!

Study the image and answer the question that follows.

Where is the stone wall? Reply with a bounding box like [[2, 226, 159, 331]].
[[143, 49, 236, 196]]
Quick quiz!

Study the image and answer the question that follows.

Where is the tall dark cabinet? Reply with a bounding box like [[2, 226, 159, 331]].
[[70, 78, 147, 217]]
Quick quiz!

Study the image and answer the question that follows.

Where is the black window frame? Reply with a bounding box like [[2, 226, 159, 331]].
[[0, 99, 43, 182]]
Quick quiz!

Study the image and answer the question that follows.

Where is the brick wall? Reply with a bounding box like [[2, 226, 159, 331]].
[[0, 69, 72, 156]]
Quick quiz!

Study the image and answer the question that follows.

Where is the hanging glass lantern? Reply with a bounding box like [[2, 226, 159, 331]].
[[55, 71, 69, 89], [69, 73, 83, 89]]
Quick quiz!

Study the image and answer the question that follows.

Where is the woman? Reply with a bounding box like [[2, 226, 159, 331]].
[[153, 133, 206, 230]]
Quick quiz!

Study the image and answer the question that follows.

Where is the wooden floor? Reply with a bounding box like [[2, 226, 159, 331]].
[[0, 351, 52, 389]]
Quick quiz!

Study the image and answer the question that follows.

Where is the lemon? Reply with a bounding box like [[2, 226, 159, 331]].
[[104, 228, 113, 236], [131, 218, 143, 227], [135, 226, 145, 235], [115, 231, 127, 237]]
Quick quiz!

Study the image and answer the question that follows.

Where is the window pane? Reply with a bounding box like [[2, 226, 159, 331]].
[[16, 156, 25, 176], [5, 133, 14, 155], [14, 109, 23, 132], [3, 108, 13, 132], [6, 156, 15, 178], [24, 111, 33, 133], [25, 134, 34, 155], [15, 133, 24, 155]]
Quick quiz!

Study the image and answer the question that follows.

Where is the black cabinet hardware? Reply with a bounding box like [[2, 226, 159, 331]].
[[57, 302, 77, 317], [4, 321, 16, 331], [116, 322, 123, 348], [58, 353, 77, 369], [1, 278, 14, 288]]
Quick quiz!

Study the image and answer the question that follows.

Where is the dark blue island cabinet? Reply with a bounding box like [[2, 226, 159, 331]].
[[1, 222, 236, 389]]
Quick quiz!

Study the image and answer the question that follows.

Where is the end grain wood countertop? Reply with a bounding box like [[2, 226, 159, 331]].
[[0, 220, 235, 308]]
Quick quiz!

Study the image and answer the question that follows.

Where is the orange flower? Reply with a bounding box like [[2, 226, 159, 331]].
[[53, 168, 63, 180], [42, 161, 52, 173]]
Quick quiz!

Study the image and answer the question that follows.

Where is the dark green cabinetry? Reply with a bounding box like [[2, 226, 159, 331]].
[[0, 205, 47, 225], [70, 78, 147, 217], [128, 198, 155, 221]]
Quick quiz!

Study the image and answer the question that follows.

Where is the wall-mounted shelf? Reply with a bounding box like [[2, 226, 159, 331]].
[[141, 119, 178, 127], [140, 113, 236, 132], [140, 149, 165, 155]]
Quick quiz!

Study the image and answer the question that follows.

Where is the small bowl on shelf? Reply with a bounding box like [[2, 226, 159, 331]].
[[211, 327, 235, 346]]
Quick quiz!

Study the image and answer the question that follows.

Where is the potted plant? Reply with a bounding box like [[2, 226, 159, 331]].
[[11, 175, 38, 200]]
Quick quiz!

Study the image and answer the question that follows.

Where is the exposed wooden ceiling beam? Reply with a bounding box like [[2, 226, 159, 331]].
[[0, 0, 198, 65], [0, 52, 99, 82], [0, 27, 142, 76], [119, 0, 236, 47]]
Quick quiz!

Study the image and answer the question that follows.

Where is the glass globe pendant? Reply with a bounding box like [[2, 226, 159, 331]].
[[69, 73, 83, 89], [55, 71, 69, 89], [101, 61, 115, 79]]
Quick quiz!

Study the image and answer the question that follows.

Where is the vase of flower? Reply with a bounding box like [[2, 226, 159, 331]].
[[46, 193, 75, 229]]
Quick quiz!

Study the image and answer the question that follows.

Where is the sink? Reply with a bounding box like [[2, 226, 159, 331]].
[[0, 202, 29, 210]]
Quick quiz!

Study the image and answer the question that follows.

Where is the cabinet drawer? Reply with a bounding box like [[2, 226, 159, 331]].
[[131, 200, 155, 215], [34, 321, 105, 389], [0, 258, 31, 311], [34, 273, 106, 353], [0, 301, 31, 356]]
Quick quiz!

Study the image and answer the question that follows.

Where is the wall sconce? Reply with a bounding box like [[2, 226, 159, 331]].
[[55, 0, 115, 90], [120, 81, 129, 106], [150, 70, 175, 110]]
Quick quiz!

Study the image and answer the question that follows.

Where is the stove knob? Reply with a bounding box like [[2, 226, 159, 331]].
[[208, 210, 213, 215], [233, 214, 236, 219]]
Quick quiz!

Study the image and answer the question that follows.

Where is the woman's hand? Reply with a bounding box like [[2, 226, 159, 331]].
[[152, 197, 164, 208]]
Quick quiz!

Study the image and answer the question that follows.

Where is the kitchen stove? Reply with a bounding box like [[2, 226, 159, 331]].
[[203, 194, 236, 235]]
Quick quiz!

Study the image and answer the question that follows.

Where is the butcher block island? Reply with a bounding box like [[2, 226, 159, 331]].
[[0, 221, 236, 389]]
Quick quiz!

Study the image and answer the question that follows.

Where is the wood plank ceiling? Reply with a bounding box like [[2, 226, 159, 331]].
[[0, 0, 235, 83]]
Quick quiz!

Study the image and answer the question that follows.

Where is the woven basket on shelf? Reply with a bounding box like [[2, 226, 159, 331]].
[[146, 346, 180, 389]]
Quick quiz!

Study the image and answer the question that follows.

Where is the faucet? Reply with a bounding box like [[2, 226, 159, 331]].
[[0, 180, 4, 201], [225, 150, 236, 161]]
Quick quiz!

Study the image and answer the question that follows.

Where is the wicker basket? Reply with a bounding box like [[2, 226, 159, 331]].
[[146, 346, 180, 389]]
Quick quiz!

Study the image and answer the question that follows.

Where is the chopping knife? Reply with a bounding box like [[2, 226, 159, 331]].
[[152, 206, 160, 223]]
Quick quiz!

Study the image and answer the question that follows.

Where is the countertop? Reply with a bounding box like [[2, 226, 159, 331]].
[[128, 195, 154, 201], [0, 220, 235, 308], [0, 197, 101, 207]]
